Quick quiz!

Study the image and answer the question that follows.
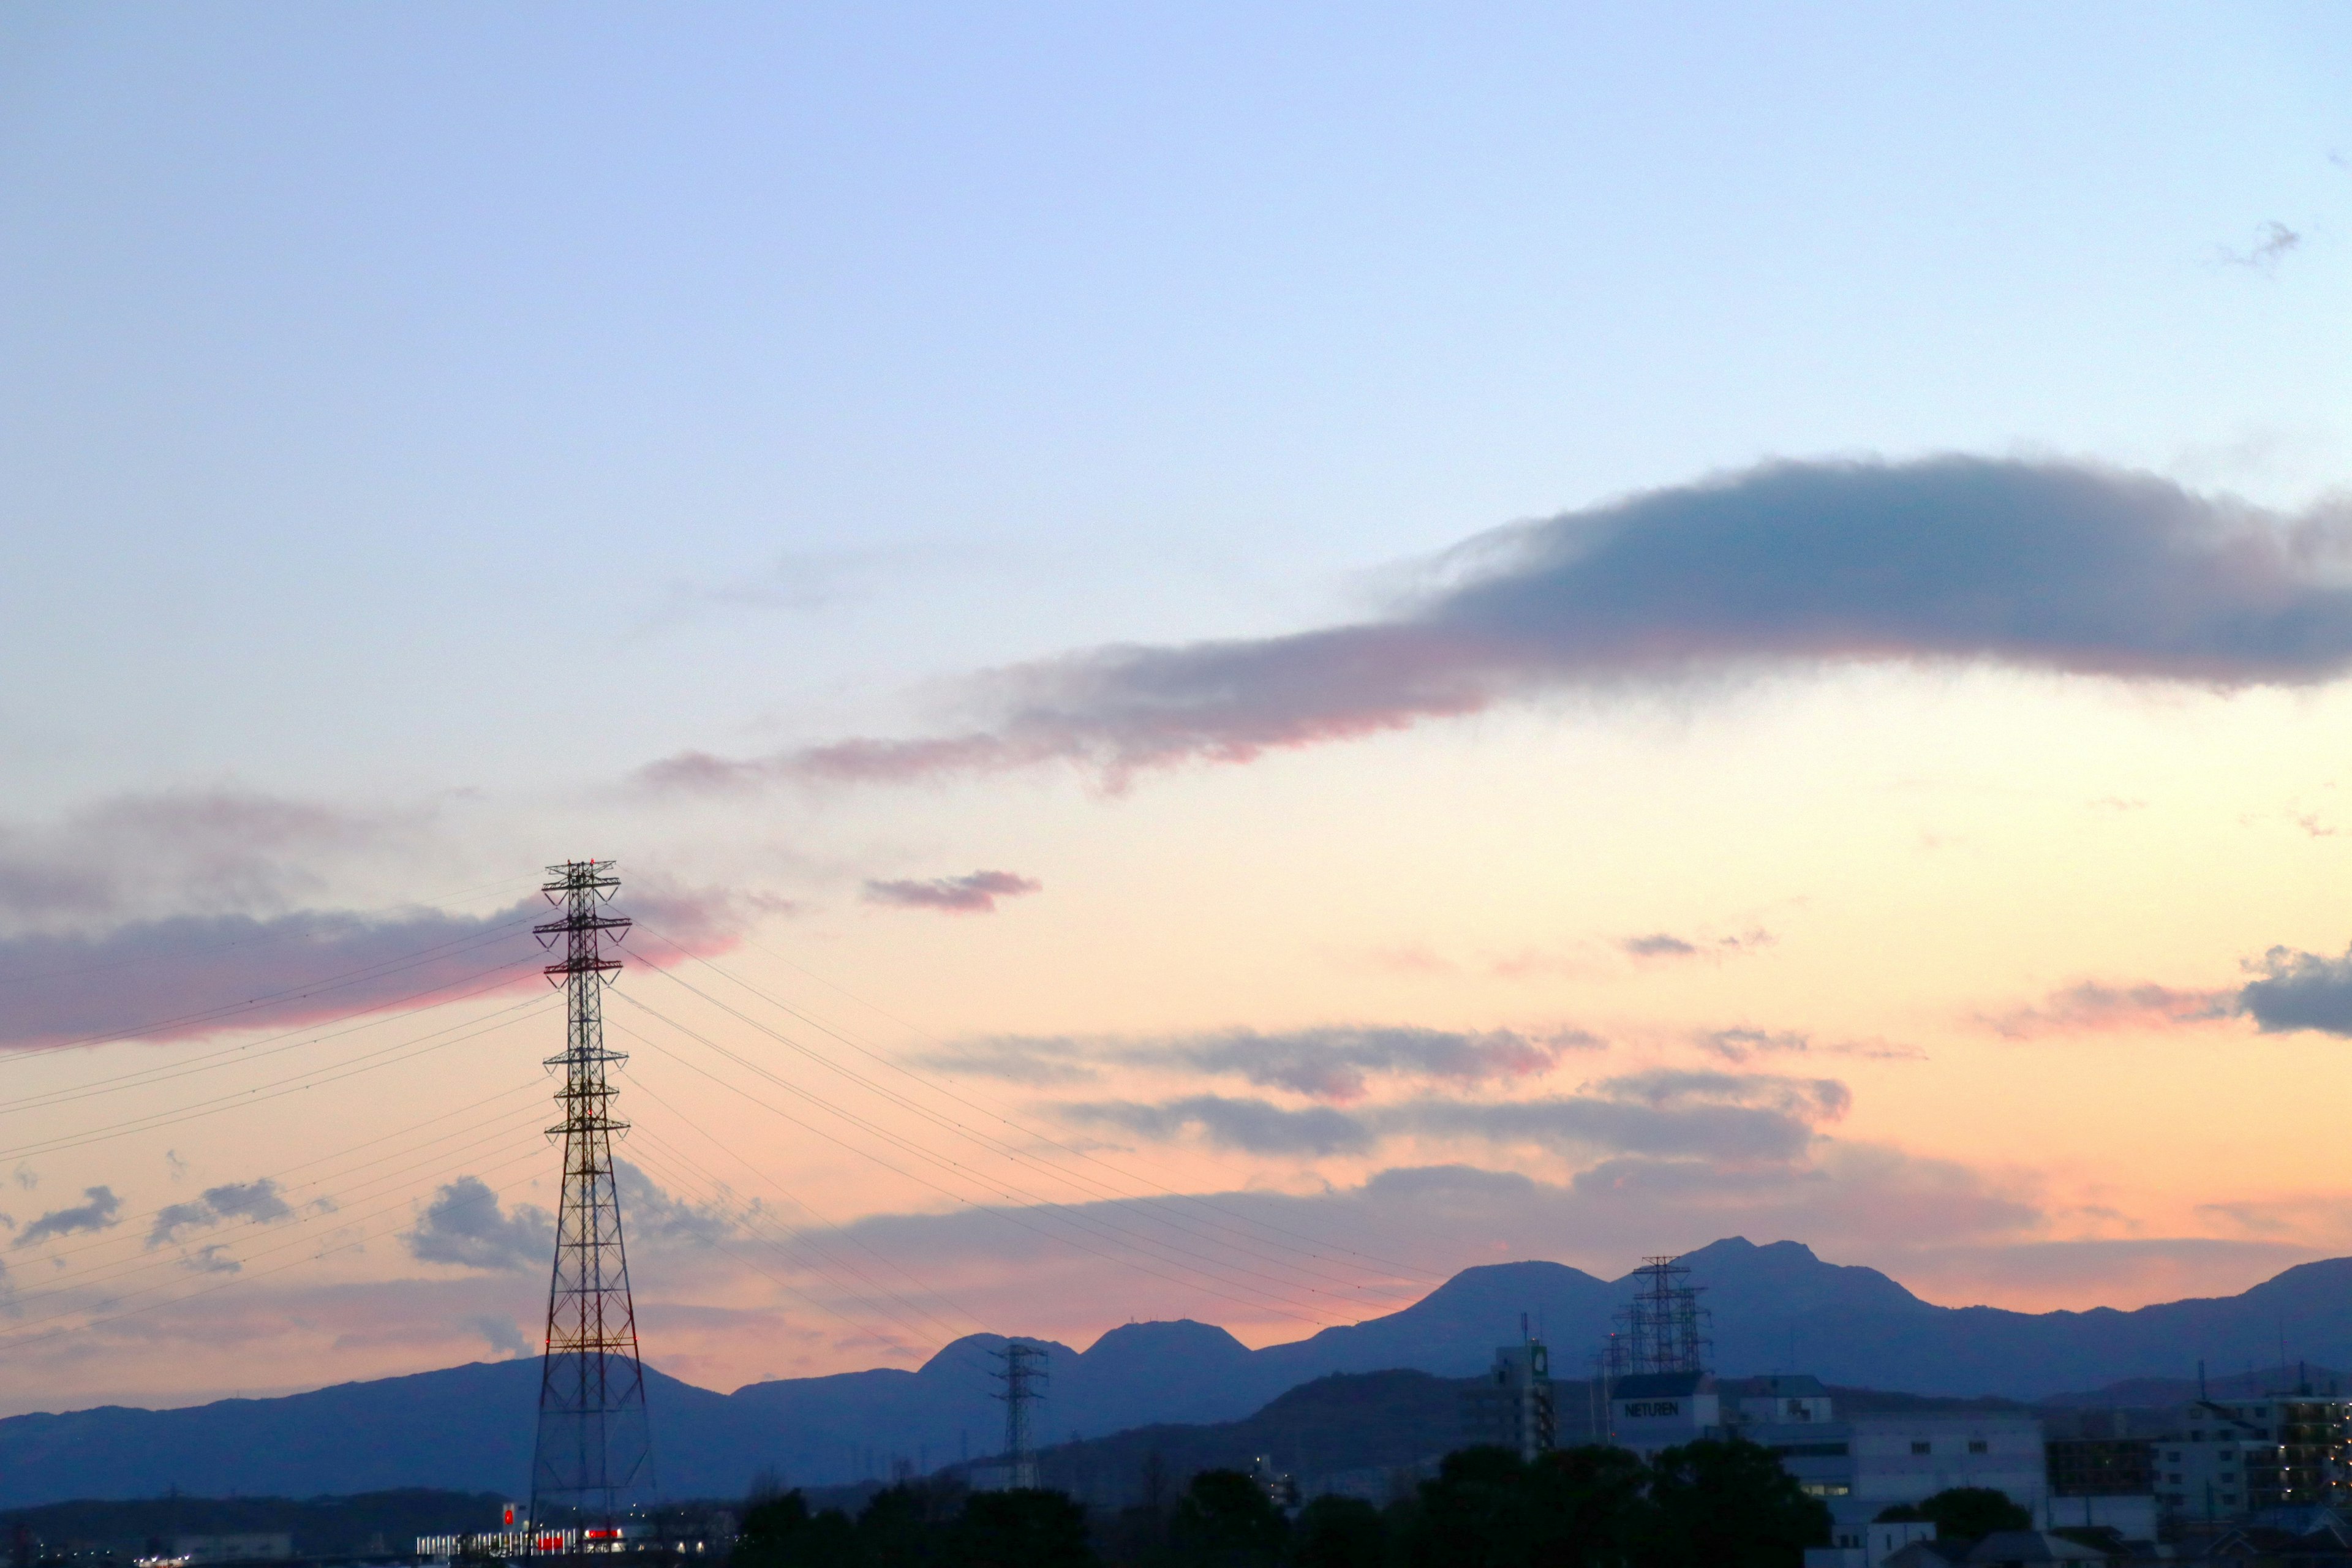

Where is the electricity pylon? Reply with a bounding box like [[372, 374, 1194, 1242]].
[[529, 860, 653, 1545], [993, 1342, 1048, 1490]]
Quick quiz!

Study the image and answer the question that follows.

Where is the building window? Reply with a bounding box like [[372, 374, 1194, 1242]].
[[1968, 1440, 1988, 1454], [1912, 1441, 1931, 1455]]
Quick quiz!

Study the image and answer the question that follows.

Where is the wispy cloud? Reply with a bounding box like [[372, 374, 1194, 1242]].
[[15, 1186, 122, 1248], [1698, 1027, 1924, 1063], [149, 1179, 298, 1247], [1979, 981, 2233, 1039], [1619, 929, 1774, 963], [1620, 933, 1698, 958], [1066, 1095, 1375, 1156], [0, 790, 402, 929], [1986, 943, 2352, 1041], [918, 1024, 1598, 1102], [1698, 1027, 1810, 1061], [1591, 1068, 1850, 1121], [642, 458, 2352, 791], [863, 870, 1042, 914], [2215, 221, 2302, 272]]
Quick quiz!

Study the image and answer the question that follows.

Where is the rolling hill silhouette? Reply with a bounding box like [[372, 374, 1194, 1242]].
[[7, 1237, 2346, 1506]]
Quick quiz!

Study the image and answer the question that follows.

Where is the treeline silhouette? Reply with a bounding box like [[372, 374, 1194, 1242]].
[[731, 1436, 1832, 1567]]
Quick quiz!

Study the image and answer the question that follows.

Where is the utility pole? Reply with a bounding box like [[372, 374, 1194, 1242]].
[[994, 1343, 1049, 1490], [530, 860, 652, 1548]]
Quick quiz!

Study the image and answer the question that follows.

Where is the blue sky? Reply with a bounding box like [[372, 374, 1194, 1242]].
[[9, 4, 2352, 1411], [6, 4, 2348, 804]]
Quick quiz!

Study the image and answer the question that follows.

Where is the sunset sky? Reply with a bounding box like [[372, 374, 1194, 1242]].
[[6, 3, 2352, 1417]]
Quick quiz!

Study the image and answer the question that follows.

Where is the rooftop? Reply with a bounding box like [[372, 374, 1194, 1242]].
[[1611, 1372, 1713, 1400]]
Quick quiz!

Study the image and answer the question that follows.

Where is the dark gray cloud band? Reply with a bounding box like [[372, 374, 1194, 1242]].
[[0, 887, 743, 1050], [864, 870, 1042, 914], [645, 458, 2352, 788], [0, 902, 546, 1050], [920, 1024, 1597, 1101], [1064, 1069, 1847, 1161]]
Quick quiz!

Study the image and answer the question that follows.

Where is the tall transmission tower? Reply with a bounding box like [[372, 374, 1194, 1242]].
[[993, 1343, 1048, 1490], [530, 860, 653, 1542], [1616, 1255, 1710, 1375]]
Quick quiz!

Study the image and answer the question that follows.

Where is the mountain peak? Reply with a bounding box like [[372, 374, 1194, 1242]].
[[1081, 1319, 1250, 1363]]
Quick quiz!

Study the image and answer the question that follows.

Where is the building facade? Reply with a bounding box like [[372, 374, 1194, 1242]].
[[1462, 1341, 1558, 1461], [1605, 1371, 2045, 1534], [2150, 1395, 2352, 1521]]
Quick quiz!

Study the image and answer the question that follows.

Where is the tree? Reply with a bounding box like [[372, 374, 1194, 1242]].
[[1642, 1438, 1831, 1568], [731, 1491, 861, 1568], [1403, 1446, 1537, 1568], [1879, 1488, 2029, 1542], [1290, 1496, 1387, 1568], [854, 1483, 956, 1568], [953, 1488, 1096, 1568], [1169, 1469, 1288, 1568], [1521, 1446, 1652, 1568]]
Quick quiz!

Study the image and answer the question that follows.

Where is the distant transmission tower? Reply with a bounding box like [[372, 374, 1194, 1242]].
[[1617, 1255, 1709, 1375], [529, 860, 653, 1543], [993, 1342, 1049, 1490]]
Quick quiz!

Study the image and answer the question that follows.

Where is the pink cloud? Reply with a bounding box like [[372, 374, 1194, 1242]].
[[0, 885, 751, 1052], [1978, 981, 2234, 1040]]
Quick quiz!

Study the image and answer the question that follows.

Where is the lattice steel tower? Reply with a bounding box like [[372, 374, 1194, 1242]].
[[993, 1342, 1048, 1490], [530, 860, 653, 1539], [1618, 1255, 1710, 1375]]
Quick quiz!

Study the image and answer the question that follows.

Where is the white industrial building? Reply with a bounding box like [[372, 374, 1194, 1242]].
[[1608, 1372, 2048, 1543]]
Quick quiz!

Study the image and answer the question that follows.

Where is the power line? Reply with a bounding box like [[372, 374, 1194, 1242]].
[[0, 1099, 555, 1317], [0, 873, 538, 993], [0, 990, 560, 1163], [615, 1098, 989, 1351], [0, 960, 551, 1120], [611, 1000, 1346, 1325], [0, 1144, 549, 1363], [0, 913, 545, 1069], [617, 984, 1367, 1313], [9, 1076, 550, 1275], [633, 926, 1446, 1290]]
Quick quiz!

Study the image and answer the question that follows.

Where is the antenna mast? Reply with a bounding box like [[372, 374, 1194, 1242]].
[[529, 860, 652, 1543]]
